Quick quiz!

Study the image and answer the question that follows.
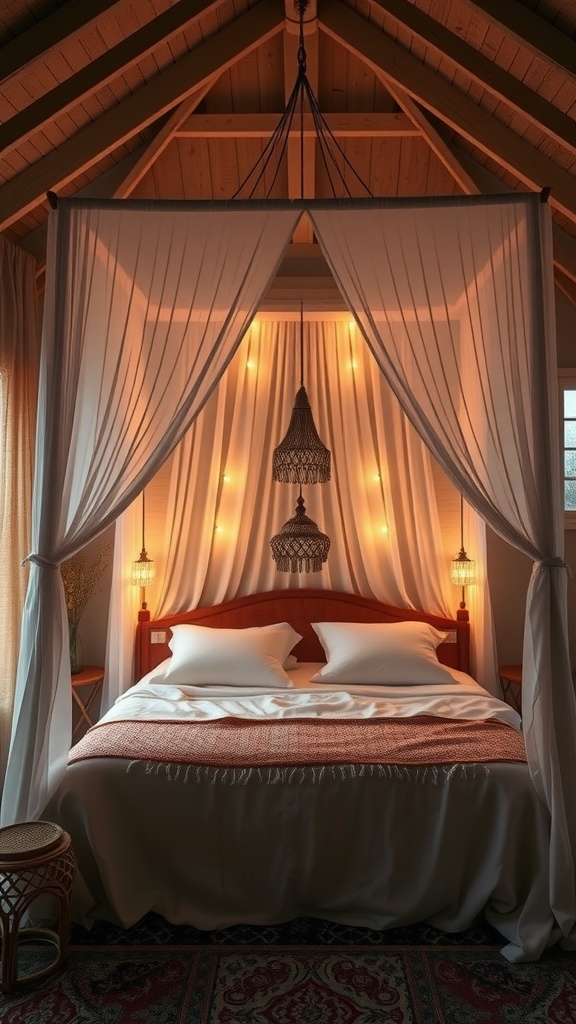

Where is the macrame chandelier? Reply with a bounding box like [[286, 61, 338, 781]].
[[242, 0, 373, 572], [270, 492, 330, 573], [272, 302, 331, 484]]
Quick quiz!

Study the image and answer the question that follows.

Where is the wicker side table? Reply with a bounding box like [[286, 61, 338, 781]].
[[499, 663, 522, 713], [0, 820, 76, 993]]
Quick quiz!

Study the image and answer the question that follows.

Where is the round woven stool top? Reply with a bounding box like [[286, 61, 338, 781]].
[[0, 821, 65, 862]]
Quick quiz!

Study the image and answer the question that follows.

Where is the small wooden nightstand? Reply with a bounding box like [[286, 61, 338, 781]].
[[499, 663, 522, 713], [71, 666, 104, 740]]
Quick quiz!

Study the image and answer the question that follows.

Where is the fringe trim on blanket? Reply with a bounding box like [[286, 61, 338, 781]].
[[125, 760, 492, 785]]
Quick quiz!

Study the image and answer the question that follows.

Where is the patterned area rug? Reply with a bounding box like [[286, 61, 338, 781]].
[[2, 943, 575, 1023]]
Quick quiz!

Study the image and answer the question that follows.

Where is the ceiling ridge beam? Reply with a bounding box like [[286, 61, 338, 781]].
[[0, 0, 131, 84], [460, 0, 576, 78], [174, 111, 419, 137], [0, 1, 284, 232], [368, 0, 576, 157], [318, 0, 576, 226], [0, 0, 227, 157]]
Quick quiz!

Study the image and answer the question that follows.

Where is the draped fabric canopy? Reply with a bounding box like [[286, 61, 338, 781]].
[[106, 318, 494, 711], [3, 194, 574, 950], [0, 236, 39, 790]]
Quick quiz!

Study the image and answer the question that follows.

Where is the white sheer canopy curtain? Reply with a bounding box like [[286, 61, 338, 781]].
[[157, 318, 456, 613], [1, 199, 301, 826], [0, 236, 39, 793], [311, 195, 576, 957], [108, 317, 494, 707]]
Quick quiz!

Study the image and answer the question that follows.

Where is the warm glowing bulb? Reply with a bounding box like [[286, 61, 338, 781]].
[[348, 320, 356, 331], [246, 360, 255, 369], [373, 472, 381, 481], [214, 524, 223, 533], [349, 360, 358, 371], [222, 474, 230, 482], [381, 523, 389, 534]]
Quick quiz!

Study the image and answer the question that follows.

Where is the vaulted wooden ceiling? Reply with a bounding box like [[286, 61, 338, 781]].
[[1, 0, 575, 307]]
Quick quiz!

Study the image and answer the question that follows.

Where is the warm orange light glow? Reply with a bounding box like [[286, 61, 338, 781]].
[[214, 524, 223, 533]]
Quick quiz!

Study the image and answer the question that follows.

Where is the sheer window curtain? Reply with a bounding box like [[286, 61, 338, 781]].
[[310, 196, 576, 956], [1, 200, 301, 826], [107, 318, 494, 706], [0, 236, 40, 794]]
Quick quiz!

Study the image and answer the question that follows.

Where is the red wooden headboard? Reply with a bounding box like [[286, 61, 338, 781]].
[[136, 590, 470, 680]]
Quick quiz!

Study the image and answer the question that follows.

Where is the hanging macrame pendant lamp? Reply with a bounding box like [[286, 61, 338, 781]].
[[270, 493, 330, 573], [272, 305, 331, 484]]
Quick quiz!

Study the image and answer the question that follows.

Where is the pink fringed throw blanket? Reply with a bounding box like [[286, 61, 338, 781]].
[[69, 715, 526, 769]]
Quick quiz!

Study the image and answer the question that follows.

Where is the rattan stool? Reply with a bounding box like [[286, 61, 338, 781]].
[[0, 820, 76, 993]]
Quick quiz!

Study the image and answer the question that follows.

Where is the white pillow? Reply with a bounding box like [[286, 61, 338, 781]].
[[310, 620, 452, 685], [162, 621, 302, 687]]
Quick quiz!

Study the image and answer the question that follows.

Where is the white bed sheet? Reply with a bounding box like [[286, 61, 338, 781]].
[[44, 662, 555, 963], [100, 661, 522, 728]]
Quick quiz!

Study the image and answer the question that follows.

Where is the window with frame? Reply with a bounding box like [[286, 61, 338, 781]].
[[560, 371, 576, 529]]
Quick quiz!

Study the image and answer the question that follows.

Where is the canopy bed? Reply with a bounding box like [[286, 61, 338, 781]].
[[2, 192, 575, 964], [44, 588, 555, 963]]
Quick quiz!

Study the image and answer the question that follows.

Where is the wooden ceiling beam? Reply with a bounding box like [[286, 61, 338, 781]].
[[555, 269, 576, 310], [0, 1, 285, 232], [460, 0, 576, 77], [367, 0, 576, 157], [0, 0, 227, 157], [174, 111, 418, 138], [318, 0, 576, 226], [378, 84, 480, 195], [550, 226, 576, 289], [283, 0, 318, 242], [451, 143, 576, 287], [112, 80, 218, 198], [0, 0, 131, 84], [391, 90, 576, 289]]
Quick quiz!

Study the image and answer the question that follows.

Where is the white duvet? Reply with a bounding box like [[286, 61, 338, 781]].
[[99, 661, 522, 729]]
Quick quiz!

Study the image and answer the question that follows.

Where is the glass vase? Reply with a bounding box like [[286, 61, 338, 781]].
[[69, 622, 84, 675]]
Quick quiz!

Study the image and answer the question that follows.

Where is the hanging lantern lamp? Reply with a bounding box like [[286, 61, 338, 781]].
[[131, 488, 156, 608], [450, 493, 476, 608]]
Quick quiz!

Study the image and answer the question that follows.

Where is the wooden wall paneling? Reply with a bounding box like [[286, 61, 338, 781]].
[[203, 64, 235, 112], [317, 31, 347, 112], [230, 49, 260, 110], [423, 146, 460, 195], [187, 137, 214, 198], [208, 139, 236, 199]]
